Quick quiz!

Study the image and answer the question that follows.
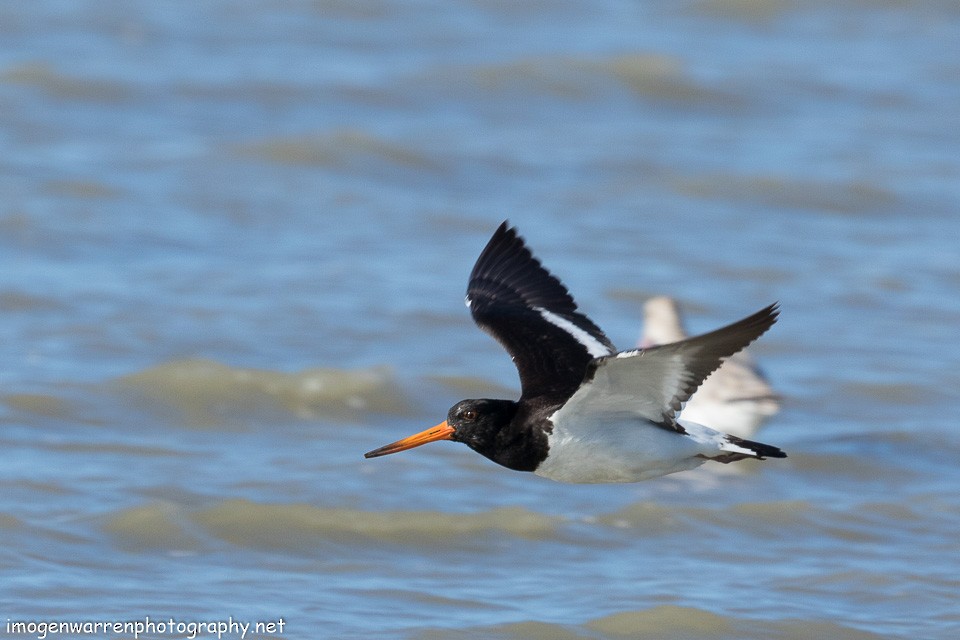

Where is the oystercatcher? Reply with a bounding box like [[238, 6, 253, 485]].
[[640, 295, 781, 439], [365, 222, 786, 483]]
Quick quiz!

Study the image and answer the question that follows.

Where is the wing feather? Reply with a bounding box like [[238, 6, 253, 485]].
[[558, 303, 780, 434], [466, 222, 615, 402]]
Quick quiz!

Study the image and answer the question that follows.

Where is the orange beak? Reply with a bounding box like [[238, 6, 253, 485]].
[[364, 421, 455, 458]]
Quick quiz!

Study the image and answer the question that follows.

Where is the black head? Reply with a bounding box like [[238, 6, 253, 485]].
[[445, 398, 516, 449], [364, 398, 544, 472]]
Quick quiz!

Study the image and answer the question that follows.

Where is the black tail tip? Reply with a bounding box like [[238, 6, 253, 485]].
[[727, 435, 787, 460], [760, 448, 788, 460], [728, 435, 787, 459]]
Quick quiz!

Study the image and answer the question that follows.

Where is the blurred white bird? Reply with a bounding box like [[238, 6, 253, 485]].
[[640, 296, 780, 439]]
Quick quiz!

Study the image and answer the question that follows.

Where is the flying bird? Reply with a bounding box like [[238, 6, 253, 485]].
[[640, 295, 781, 439], [365, 222, 786, 483]]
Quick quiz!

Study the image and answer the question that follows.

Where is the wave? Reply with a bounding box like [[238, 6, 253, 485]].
[[586, 605, 888, 640], [231, 129, 445, 173], [115, 358, 415, 426], [1, 61, 135, 102], [672, 172, 897, 215], [411, 605, 890, 640], [101, 499, 559, 552], [439, 52, 738, 106], [101, 492, 959, 555]]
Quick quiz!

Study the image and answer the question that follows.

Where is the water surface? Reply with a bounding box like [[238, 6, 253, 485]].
[[2, 2, 959, 639]]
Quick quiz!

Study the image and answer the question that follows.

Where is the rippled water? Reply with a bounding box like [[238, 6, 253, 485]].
[[2, 1, 959, 639]]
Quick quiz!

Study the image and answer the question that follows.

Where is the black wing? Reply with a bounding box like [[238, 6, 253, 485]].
[[466, 222, 615, 402]]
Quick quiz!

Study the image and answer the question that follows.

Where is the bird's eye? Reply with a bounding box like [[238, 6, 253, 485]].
[[462, 409, 477, 421]]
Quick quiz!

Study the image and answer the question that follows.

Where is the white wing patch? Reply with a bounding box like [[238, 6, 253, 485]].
[[534, 307, 612, 358]]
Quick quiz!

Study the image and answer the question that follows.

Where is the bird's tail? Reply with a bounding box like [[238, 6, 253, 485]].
[[709, 434, 787, 463]]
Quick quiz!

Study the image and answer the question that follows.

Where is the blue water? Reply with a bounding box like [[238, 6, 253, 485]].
[[2, 2, 959, 639]]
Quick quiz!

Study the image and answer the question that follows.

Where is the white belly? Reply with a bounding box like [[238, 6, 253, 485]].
[[533, 416, 710, 484]]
